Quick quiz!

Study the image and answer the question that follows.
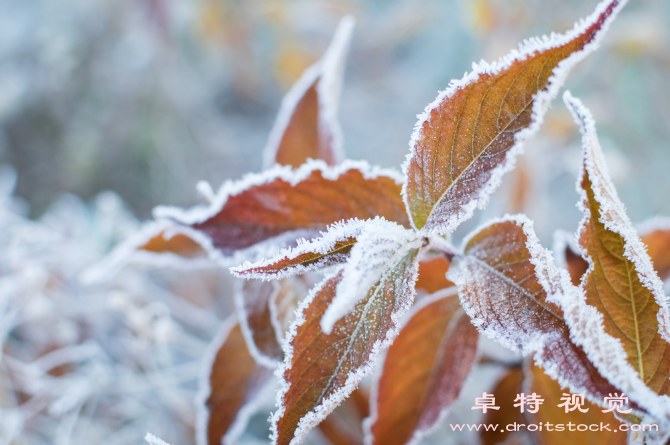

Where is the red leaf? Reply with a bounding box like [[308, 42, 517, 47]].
[[264, 17, 353, 168], [366, 290, 478, 445], [156, 161, 409, 257], [481, 367, 526, 445], [236, 278, 306, 367], [273, 249, 419, 445], [448, 215, 623, 409], [415, 255, 454, 294], [197, 319, 273, 445], [403, 0, 626, 233], [639, 219, 670, 281]]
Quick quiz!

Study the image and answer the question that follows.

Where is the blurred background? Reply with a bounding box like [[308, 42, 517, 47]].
[[0, 0, 669, 444], [1, 0, 668, 230]]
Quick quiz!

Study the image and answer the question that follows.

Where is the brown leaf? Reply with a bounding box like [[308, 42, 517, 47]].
[[525, 362, 627, 445], [235, 236, 355, 279], [640, 221, 670, 281], [264, 17, 353, 169], [198, 320, 273, 445], [564, 244, 588, 287], [272, 277, 304, 338], [447, 216, 623, 409], [139, 229, 207, 258], [403, 0, 626, 233], [560, 93, 670, 417], [481, 367, 526, 445], [415, 255, 455, 294], [553, 230, 589, 287], [318, 389, 369, 445], [273, 249, 420, 445], [157, 161, 409, 257], [237, 278, 307, 367], [236, 280, 284, 366], [367, 290, 478, 445], [230, 219, 366, 280]]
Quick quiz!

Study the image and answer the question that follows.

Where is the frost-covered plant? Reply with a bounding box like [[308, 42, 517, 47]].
[[96, 0, 670, 444]]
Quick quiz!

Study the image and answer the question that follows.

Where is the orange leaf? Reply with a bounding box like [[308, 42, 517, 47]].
[[318, 389, 368, 445], [448, 215, 622, 407], [230, 219, 366, 280], [264, 17, 353, 169], [415, 255, 454, 294], [403, 0, 626, 233], [639, 220, 670, 281], [564, 244, 589, 287], [526, 362, 627, 445], [559, 93, 670, 418], [139, 230, 207, 258], [236, 280, 284, 366], [156, 161, 410, 257], [197, 319, 273, 445], [366, 290, 478, 445], [273, 249, 419, 445], [553, 230, 589, 286], [236, 278, 306, 367], [481, 367, 526, 445], [81, 221, 212, 283]]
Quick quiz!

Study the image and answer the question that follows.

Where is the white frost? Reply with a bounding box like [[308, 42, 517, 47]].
[[230, 218, 369, 281], [401, 0, 629, 235], [262, 16, 354, 169], [271, 256, 420, 445], [195, 316, 273, 445], [363, 287, 461, 445], [551, 228, 582, 272], [145, 433, 173, 445], [153, 159, 404, 267], [234, 279, 282, 369], [81, 220, 215, 284], [556, 91, 670, 421], [321, 218, 422, 333]]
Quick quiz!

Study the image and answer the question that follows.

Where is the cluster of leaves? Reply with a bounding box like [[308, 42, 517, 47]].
[[98, 0, 670, 444]]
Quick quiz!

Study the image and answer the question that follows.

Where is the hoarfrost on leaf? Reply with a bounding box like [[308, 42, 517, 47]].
[[554, 91, 670, 421], [272, 246, 419, 445], [153, 159, 409, 265], [263, 16, 354, 169], [230, 218, 370, 281], [321, 218, 423, 333], [402, 0, 628, 235], [448, 214, 624, 408]]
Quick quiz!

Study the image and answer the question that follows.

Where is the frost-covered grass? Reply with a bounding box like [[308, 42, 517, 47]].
[[0, 166, 234, 445]]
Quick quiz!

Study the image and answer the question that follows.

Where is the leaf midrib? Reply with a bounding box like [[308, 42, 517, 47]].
[[423, 93, 535, 229], [469, 255, 564, 323]]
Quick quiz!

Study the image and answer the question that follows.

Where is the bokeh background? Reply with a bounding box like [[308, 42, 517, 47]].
[[0, 0, 669, 444]]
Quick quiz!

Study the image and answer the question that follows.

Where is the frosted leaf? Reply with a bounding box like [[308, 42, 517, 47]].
[[273, 250, 419, 445], [263, 16, 354, 169], [230, 218, 369, 281], [235, 278, 306, 368], [321, 218, 423, 333], [555, 92, 670, 421], [403, 0, 628, 234], [365, 289, 478, 445], [81, 220, 213, 284], [196, 317, 274, 445], [154, 159, 409, 265], [448, 214, 624, 408], [235, 280, 284, 368]]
